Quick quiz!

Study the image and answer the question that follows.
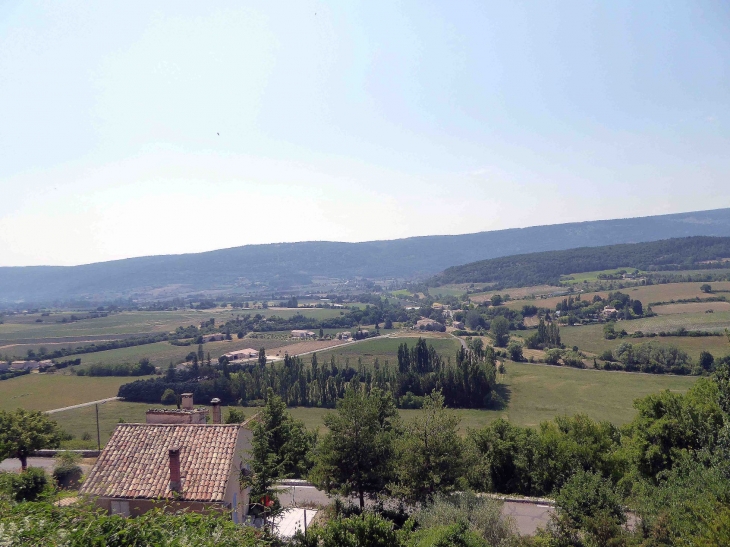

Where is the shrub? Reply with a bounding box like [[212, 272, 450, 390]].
[[599, 350, 614, 362], [545, 349, 563, 366], [411, 493, 515, 547], [507, 342, 523, 362], [53, 451, 83, 489], [225, 408, 246, 424], [562, 351, 585, 368], [161, 388, 177, 405], [0, 468, 50, 502]]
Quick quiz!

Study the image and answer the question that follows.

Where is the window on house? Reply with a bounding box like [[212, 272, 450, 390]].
[[111, 500, 130, 517]]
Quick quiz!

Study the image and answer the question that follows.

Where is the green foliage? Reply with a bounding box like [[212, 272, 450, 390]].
[[160, 388, 177, 405], [465, 415, 622, 497], [293, 512, 401, 547], [392, 392, 464, 504], [0, 501, 277, 546], [311, 386, 400, 508], [526, 319, 561, 350], [53, 452, 83, 489], [120, 337, 498, 410], [490, 316, 510, 347], [412, 493, 516, 547], [225, 408, 246, 423], [431, 236, 730, 287], [243, 389, 315, 515], [0, 409, 61, 470], [507, 341, 524, 362], [623, 378, 724, 480], [406, 521, 490, 547], [540, 470, 627, 547], [0, 468, 51, 502], [544, 349, 563, 366]]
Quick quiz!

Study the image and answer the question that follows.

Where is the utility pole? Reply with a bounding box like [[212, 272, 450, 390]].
[[96, 403, 101, 452]]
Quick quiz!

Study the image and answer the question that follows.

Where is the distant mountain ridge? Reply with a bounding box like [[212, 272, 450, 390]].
[[2, 208, 730, 302], [429, 236, 730, 288]]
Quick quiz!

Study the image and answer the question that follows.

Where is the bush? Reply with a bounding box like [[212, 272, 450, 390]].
[[562, 351, 585, 368], [507, 341, 523, 362], [161, 388, 177, 405], [53, 452, 83, 489], [225, 408, 246, 424], [0, 468, 50, 502], [599, 350, 614, 362], [293, 512, 400, 547], [545, 349, 563, 366], [411, 493, 516, 547]]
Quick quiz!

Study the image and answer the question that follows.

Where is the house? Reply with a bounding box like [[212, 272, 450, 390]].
[[202, 333, 226, 342], [80, 405, 253, 523], [452, 321, 465, 329], [223, 348, 258, 361], [338, 332, 351, 340], [602, 306, 618, 317], [144, 393, 209, 425], [291, 330, 315, 339], [10, 360, 41, 371]]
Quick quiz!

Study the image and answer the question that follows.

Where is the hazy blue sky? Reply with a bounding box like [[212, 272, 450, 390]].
[[1, 1, 728, 266]]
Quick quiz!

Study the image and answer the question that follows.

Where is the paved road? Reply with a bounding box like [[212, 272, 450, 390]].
[[45, 396, 122, 414], [0, 457, 58, 472], [278, 483, 553, 536]]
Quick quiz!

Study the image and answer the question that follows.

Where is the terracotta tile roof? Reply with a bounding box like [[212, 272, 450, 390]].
[[80, 424, 241, 502]]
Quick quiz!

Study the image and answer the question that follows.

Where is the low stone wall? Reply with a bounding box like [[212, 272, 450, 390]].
[[32, 449, 100, 458]]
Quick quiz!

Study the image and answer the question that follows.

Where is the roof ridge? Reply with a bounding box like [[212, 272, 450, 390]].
[[117, 423, 242, 427]]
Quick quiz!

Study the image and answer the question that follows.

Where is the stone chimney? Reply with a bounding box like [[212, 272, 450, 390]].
[[181, 393, 193, 410], [169, 447, 181, 492], [211, 398, 222, 424]]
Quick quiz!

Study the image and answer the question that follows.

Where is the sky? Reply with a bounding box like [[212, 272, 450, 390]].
[[1, 1, 729, 267]]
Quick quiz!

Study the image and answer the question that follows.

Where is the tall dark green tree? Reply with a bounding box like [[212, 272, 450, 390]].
[[490, 316, 510, 347], [310, 386, 399, 508], [393, 391, 464, 504]]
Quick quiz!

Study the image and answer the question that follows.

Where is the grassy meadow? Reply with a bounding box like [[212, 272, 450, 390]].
[[47, 359, 698, 446], [314, 333, 463, 366], [0, 374, 133, 412], [558, 324, 730, 360]]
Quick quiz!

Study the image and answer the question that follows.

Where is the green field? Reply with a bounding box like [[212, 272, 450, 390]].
[[621, 311, 730, 334], [0, 374, 133, 412], [559, 324, 730, 360], [70, 337, 298, 369], [0, 307, 347, 347], [315, 335, 462, 366], [47, 359, 698, 445], [560, 268, 646, 285]]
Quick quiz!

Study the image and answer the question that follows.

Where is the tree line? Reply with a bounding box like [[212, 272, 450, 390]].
[[430, 236, 730, 288], [117, 338, 499, 410]]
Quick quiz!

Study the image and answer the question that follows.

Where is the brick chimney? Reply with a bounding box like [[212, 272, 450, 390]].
[[169, 447, 181, 492], [211, 398, 222, 424], [181, 393, 194, 410]]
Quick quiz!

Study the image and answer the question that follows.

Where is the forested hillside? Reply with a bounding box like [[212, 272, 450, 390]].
[[2, 208, 730, 302], [430, 236, 730, 287]]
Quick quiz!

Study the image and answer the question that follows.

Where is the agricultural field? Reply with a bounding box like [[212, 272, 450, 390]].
[[314, 333, 463, 366], [621, 311, 730, 334], [48, 360, 698, 446], [503, 281, 730, 311], [559, 268, 647, 285], [470, 285, 556, 304], [0, 374, 133, 412], [0, 307, 348, 344], [558, 323, 730, 360], [652, 301, 730, 314]]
